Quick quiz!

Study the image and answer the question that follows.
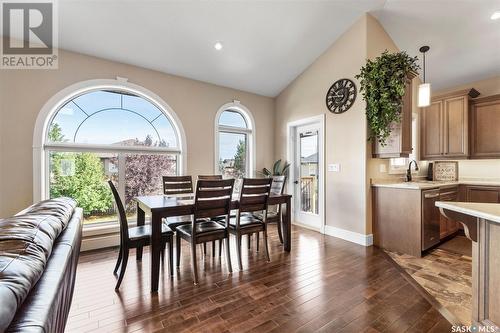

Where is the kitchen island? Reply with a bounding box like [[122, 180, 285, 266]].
[[436, 201, 500, 331]]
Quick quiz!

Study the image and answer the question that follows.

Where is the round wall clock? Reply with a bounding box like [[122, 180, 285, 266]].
[[326, 78, 357, 114]]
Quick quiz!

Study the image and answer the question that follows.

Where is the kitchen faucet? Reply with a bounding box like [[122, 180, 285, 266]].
[[406, 160, 419, 182]]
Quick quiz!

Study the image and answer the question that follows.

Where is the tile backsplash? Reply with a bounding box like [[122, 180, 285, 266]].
[[458, 160, 500, 180]]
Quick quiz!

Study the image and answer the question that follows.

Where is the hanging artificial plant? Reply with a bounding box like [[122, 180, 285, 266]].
[[355, 50, 420, 145]]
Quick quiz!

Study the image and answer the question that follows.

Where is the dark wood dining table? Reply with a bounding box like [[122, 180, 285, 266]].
[[135, 193, 292, 292]]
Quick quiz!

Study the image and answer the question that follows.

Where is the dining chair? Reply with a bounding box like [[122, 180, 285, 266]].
[[175, 179, 234, 284], [108, 180, 174, 290], [220, 178, 272, 271], [162, 176, 194, 232], [252, 175, 286, 244], [197, 175, 223, 255], [197, 175, 223, 180]]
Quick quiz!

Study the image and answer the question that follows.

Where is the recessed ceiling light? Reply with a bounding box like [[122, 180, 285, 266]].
[[214, 41, 223, 51], [491, 11, 500, 20]]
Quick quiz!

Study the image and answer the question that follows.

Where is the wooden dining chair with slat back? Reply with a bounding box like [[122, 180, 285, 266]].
[[252, 175, 286, 244], [108, 180, 174, 290], [223, 178, 272, 270], [197, 175, 223, 255], [175, 179, 235, 284], [162, 176, 194, 231]]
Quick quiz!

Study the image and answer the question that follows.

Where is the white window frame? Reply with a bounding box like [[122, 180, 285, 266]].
[[389, 113, 419, 174], [33, 78, 187, 231], [214, 101, 255, 177]]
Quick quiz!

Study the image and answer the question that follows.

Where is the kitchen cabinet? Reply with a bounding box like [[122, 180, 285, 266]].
[[372, 73, 415, 158], [439, 186, 459, 238], [470, 94, 500, 159], [421, 90, 472, 160], [465, 185, 500, 203]]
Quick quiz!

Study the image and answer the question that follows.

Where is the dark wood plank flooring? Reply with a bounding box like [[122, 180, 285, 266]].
[[66, 226, 452, 333]]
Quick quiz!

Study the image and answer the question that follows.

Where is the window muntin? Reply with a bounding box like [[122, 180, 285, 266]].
[[218, 110, 248, 128], [48, 90, 178, 148], [46, 89, 182, 227]]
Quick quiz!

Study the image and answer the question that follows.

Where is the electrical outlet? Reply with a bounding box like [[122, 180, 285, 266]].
[[328, 163, 340, 172], [379, 164, 387, 173]]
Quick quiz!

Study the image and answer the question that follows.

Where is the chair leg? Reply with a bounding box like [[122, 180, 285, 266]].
[[263, 227, 270, 262], [277, 219, 284, 244], [136, 245, 143, 261], [203, 242, 207, 256], [191, 242, 199, 285], [176, 233, 181, 269], [236, 234, 243, 271], [161, 241, 166, 261], [224, 237, 232, 273], [256, 232, 260, 252], [168, 237, 174, 276], [219, 239, 223, 257], [115, 248, 129, 290], [113, 246, 123, 274], [247, 234, 251, 250]]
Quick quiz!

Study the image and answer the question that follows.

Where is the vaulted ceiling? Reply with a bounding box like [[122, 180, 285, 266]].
[[16, 1, 500, 96]]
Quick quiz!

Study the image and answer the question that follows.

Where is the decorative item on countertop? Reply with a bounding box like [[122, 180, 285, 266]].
[[433, 161, 458, 181], [355, 50, 420, 146]]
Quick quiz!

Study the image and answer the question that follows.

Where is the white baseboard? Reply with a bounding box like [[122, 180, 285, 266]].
[[81, 233, 119, 252], [324, 225, 373, 247], [292, 221, 321, 232]]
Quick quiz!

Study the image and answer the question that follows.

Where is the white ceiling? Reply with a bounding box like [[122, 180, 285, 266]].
[[9, 1, 500, 96], [372, 0, 500, 92]]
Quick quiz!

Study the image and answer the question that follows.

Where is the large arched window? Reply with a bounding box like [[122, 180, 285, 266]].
[[215, 102, 255, 183], [35, 80, 185, 227]]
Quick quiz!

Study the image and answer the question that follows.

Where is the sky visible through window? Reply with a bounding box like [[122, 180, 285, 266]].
[[218, 110, 248, 160], [49, 90, 178, 147]]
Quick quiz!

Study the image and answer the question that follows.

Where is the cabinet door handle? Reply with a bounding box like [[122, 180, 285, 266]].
[[424, 193, 440, 199], [440, 191, 457, 197]]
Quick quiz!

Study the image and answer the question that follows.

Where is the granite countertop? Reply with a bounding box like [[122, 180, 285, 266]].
[[435, 201, 500, 224], [371, 178, 500, 190]]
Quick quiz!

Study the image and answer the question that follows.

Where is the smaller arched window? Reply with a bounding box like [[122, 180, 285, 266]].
[[215, 103, 254, 181]]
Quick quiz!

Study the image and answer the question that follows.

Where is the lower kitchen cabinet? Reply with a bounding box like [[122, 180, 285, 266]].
[[465, 185, 500, 203]]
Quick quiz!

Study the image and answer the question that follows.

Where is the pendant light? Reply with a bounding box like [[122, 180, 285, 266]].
[[418, 45, 431, 107]]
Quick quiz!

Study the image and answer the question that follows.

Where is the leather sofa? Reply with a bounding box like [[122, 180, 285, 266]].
[[0, 197, 82, 333]]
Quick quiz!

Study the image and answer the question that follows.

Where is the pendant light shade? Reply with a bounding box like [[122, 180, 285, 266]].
[[418, 45, 431, 107], [418, 83, 431, 107]]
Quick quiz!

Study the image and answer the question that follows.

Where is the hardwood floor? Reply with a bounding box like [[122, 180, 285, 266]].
[[66, 226, 452, 333]]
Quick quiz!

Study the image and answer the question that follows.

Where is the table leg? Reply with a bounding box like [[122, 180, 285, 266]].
[[150, 213, 162, 292], [282, 196, 291, 252], [137, 203, 145, 226]]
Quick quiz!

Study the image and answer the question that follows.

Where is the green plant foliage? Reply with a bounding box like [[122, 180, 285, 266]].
[[260, 159, 290, 177], [50, 152, 113, 215], [355, 50, 420, 145]]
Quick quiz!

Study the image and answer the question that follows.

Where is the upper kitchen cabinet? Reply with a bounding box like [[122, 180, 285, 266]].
[[470, 94, 500, 159], [420, 88, 479, 160], [372, 73, 415, 158]]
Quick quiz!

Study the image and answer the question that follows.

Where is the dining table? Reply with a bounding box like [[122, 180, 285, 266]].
[[135, 193, 292, 292]]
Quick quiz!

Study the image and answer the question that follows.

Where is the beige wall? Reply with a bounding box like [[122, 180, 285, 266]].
[[0, 46, 275, 217], [275, 15, 368, 235]]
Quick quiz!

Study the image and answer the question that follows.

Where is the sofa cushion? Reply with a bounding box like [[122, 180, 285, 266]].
[[0, 197, 76, 332]]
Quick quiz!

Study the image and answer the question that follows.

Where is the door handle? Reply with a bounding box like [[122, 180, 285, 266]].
[[294, 180, 299, 184]]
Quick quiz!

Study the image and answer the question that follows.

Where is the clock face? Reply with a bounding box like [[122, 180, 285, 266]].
[[326, 79, 357, 114]]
